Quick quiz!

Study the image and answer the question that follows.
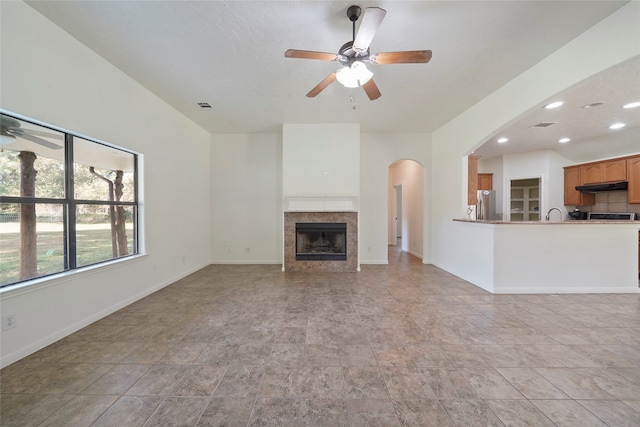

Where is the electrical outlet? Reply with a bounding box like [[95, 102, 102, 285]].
[[2, 313, 17, 331]]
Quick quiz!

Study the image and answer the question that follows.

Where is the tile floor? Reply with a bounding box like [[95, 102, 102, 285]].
[[2, 247, 640, 426]]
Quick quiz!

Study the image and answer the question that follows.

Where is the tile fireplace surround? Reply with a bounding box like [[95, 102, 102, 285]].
[[284, 211, 358, 272]]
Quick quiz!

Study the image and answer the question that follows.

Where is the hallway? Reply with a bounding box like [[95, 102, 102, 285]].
[[2, 249, 640, 426]]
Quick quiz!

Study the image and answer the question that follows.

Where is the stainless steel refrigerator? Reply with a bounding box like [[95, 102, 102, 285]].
[[476, 190, 498, 220]]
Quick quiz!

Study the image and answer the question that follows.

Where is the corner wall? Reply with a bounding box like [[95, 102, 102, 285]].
[[430, 2, 640, 284], [360, 133, 431, 264], [210, 133, 282, 264], [0, 1, 211, 367]]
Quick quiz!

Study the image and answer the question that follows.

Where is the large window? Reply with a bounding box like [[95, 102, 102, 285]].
[[0, 112, 139, 287]]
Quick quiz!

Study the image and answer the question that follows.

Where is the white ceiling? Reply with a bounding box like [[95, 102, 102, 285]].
[[24, 1, 638, 161]]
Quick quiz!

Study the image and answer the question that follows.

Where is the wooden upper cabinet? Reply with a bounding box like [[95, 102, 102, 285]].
[[566, 155, 637, 205], [564, 165, 595, 206], [603, 159, 627, 182], [628, 156, 640, 203], [580, 159, 626, 184], [580, 163, 604, 184], [478, 173, 493, 190]]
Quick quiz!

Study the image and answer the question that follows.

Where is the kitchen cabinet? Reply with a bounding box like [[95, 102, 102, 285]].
[[467, 156, 480, 205], [478, 173, 493, 190], [580, 159, 626, 184], [604, 159, 627, 182], [628, 156, 640, 203], [564, 166, 595, 206], [581, 163, 604, 184]]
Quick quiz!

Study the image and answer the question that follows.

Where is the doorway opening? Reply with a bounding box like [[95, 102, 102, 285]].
[[388, 159, 424, 260], [394, 185, 402, 246], [509, 177, 541, 221]]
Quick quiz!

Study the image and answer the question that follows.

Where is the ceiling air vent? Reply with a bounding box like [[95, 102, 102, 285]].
[[197, 102, 213, 109], [530, 122, 556, 128]]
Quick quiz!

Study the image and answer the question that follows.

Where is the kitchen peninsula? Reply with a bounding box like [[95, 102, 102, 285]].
[[452, 218, 639, 294]]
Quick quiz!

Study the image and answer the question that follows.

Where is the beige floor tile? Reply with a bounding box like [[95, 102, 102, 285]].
[[92, 395, 164, 427], [392, 399, 453, 426], [196, 397, 254, 427], [346, 399, 401, 427], [532, 399, 608, 426], [143, 397, 208, 426], [495, 367, 570, 399], [3, 247, 640, 426], [485, 399, 555, 426], [439, 399, 504, 426], [38, 394, 118, 427]]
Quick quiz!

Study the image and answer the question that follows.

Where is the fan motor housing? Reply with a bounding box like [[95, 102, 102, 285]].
[[338, 41, 370, 65]]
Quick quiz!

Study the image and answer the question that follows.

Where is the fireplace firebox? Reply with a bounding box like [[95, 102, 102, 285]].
[[296, 223, 347, 261]]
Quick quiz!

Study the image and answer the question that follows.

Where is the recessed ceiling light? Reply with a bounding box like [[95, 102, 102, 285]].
[[544, 101, 563, 109], [558, 137, 571, 143], [623, 101, 640, 109], [582, 102, 604, 109], [497, 137, 508, 143], [609, 122, 625, 130]]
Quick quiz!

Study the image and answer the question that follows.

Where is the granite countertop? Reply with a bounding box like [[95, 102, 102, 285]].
[[454, 218, 640, 224]]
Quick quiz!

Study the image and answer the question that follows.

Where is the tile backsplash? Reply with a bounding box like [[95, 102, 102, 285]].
[[591, 191, 640, 215]]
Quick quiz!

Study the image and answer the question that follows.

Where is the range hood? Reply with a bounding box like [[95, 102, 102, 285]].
[[575, 181, 628, 192]]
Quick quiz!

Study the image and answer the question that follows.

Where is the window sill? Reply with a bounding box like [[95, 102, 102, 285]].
[[0, 253, 147, 299]]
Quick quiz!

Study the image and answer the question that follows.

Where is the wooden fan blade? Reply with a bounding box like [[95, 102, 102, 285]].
[[306, 72, 337, 98], [370, 50, 432, 65], [353, 7, 386, 51], [285, 49, 338, 61], [11, 130, 63, 150], [362, 78, 381, 101]]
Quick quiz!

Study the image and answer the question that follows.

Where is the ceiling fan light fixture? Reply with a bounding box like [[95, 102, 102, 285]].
[[336, 61, 373, 88]]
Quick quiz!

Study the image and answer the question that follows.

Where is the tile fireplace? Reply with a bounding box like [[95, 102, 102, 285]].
[[284, 211, 357, 272]]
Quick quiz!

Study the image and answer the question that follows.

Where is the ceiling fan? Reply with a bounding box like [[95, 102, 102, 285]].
[[285, 5, 432, 100], [1, 114, 63, 150]]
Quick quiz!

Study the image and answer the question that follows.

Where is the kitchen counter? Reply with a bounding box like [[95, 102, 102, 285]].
[[454, 218, 640, 224], [449, 219, 639, 294]]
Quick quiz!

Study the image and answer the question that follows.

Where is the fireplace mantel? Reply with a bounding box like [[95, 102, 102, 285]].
[[284, 197, 358, 212]]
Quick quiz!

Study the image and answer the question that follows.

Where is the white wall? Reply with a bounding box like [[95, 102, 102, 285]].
[[430, 2, 640, 285], [206, 130, 431, 267], [493, 223, 639, 293], [502, 150, 572, 219], [360, 133, 431, 264], [0, 2, 211, 367], [360, 134, 394, 264], [282, 124, 360, 198], [210, 133, 282, 263]]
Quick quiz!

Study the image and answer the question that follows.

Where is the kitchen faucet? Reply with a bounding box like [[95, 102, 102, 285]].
[[545, 207, 564, 222]]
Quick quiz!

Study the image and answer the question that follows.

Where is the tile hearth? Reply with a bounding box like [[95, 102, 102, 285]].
[[1, 247, 640, 426]]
